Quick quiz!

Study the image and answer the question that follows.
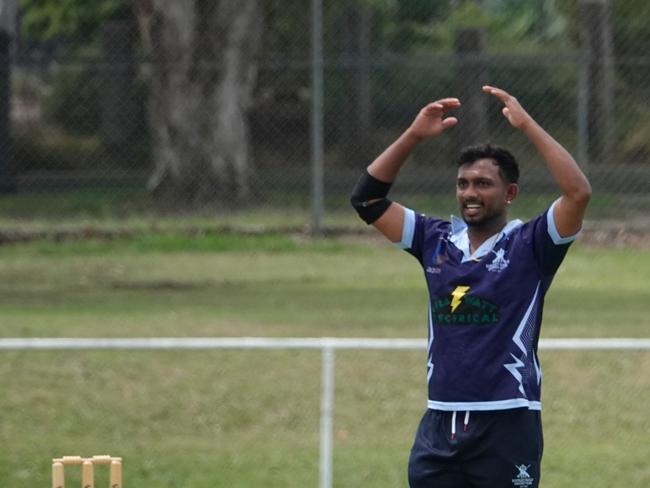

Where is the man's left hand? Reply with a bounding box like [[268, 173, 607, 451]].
[[482, 85, 533, 131]]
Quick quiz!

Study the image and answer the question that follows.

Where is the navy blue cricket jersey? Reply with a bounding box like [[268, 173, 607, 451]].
[[397, 200, 577, 411]]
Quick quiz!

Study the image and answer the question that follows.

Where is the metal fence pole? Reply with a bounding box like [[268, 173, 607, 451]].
[[310, 0, 325, 235], [0, 0, 16, 193], [577, 52, 589, 173], [319, 345, 335, 488]]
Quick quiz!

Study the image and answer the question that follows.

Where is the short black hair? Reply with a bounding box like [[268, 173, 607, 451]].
[[456, 144, 520, 184]]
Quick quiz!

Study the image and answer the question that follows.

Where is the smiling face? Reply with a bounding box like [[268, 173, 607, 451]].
[[456, 158, 519, 230]]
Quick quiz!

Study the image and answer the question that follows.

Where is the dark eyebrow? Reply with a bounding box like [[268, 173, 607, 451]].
[[457, 175, 494, 183]]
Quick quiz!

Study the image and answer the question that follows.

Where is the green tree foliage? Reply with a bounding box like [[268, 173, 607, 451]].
[[556, 0, 650, 53], [263, 0, 311, 58], [484, 0, 567, 44], [19, 0, 130, 42], [358, 0, 570, 53], [17, 0, 145, 170], [612, 0, 650, 55]]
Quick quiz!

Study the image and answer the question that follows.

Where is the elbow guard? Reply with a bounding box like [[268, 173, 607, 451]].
[[350, 171, 393, 225]]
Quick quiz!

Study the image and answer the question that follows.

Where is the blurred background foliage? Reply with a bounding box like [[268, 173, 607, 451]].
[[2, 0, 649, 221]]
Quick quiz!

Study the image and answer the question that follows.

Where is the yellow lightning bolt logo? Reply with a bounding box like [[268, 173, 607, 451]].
[[450, 286, 471, 312]]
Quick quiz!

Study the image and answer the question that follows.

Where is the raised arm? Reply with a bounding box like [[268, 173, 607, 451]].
[[351, 98, 460, 242], [482, 85, 591, 237]]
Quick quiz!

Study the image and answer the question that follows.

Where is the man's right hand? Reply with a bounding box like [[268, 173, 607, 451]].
[[364, 97, 460, 243], [406, 98, 461, 140]]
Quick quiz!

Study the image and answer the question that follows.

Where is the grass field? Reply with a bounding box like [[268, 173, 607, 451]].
[[1, 232, 649, 487], [0, 186, 644, 225]]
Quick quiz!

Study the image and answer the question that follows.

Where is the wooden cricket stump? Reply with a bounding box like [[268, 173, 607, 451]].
[[52, 455, 122, 488]]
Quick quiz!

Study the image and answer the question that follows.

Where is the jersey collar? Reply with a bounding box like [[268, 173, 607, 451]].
[[449, 215, 523, 262]]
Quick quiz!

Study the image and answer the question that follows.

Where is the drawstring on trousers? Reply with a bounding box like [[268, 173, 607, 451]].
[[451, 411, 471, 439]]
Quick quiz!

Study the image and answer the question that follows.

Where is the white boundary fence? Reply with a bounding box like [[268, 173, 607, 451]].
[[3, 337, 650, 488]]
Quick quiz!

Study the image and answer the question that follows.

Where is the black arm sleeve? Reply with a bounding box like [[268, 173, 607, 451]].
[[350, 171, 393, 225]]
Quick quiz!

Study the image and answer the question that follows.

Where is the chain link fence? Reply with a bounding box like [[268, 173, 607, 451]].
[[2, 0, 650, 228]]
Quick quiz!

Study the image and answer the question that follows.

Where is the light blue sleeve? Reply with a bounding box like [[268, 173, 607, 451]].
[[393, 207, 416, 250], [546, 199, 580, 245]]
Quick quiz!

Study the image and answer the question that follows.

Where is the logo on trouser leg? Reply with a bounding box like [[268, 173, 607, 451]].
[[512, 464, 534, 487]]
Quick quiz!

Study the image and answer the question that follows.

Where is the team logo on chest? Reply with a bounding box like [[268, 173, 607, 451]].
[[486, 248, 510, 273], [431, 285, 499, 325]]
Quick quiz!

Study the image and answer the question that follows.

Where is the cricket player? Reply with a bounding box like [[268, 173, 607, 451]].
[[350, 86, 591, 487]]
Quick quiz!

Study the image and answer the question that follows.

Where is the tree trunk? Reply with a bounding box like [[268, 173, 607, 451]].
[[0, 30, 15, 193], [338, 4, 374, 166], [454, 28, 488, 151], [580, 0, 614, 165], [100, 19, 139, 160], [134, 0, 264, 205], [0, 0, 15, 193]]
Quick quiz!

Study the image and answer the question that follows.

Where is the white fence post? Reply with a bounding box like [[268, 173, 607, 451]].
[[320, 344, 335, 488]]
